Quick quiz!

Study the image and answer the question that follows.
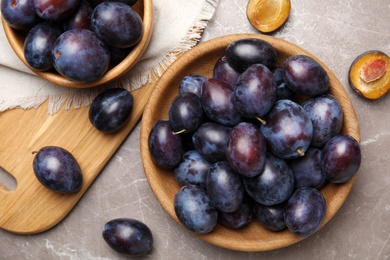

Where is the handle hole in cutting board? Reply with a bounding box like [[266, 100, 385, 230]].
[[0, 166, 17, 191]]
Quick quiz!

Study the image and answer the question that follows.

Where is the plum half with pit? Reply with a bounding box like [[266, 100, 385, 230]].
[[348, 50, 390, 100]]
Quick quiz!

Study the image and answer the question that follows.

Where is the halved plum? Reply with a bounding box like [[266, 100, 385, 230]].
[[246, 0, 291, 33], [348, 50, 390, 100]]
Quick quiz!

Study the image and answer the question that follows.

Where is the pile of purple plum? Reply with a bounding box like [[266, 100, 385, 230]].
[[148, 38, 361, 238], [1, 0, 142, 82]]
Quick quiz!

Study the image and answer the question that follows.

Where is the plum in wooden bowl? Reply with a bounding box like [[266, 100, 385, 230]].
[[140, 34, 361, 251], [1, 0, 153, 88]]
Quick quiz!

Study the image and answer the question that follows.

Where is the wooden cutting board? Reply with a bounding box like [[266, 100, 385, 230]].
[[0, 81, 156, 234]]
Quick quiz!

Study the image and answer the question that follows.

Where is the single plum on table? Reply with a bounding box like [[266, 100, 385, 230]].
[[32, 146, 83, 193], [89, 88, 134, 133], [102, 218, 153, 256]]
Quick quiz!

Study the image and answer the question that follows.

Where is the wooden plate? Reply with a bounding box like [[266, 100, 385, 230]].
[[140, 34, 360, 251], [1, 0, 153, 88]]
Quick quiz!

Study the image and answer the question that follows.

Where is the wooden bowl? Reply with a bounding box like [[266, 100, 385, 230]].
[[1, 0, 153, 88], [140, 34, 360, 251]]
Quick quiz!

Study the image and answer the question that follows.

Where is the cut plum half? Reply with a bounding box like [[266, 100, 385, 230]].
[[246, 0, 291, 33], [348, 50, 390, 100]]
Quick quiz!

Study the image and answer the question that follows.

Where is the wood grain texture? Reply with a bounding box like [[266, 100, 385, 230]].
[[140, 34, 360, 251], [2, 0, 153, 88], [0, 73, 156, 234]]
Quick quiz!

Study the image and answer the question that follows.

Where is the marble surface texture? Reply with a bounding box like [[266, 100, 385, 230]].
[[1, 0, 390, 259]]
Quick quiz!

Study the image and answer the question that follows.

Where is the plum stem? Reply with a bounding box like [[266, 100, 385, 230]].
[[256, 116, 266, 125], [173, 129, 187, 135]]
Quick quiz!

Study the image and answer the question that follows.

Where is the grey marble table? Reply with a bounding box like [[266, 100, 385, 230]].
[[1, 0, 389, 259]]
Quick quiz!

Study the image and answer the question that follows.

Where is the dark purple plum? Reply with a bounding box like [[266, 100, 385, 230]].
[[243, 153, 294, 206], [24, 21, 63, 71], [302, 94, 343, 147], [91, 2, 143, 48], [32, 146, 83, 193], [62, 0, 92, 31], [174, 184, 218, 234], [168, 92, 203, 134], [148, 120, 184, 169], [253, 202, 286, 232], [206, 161, 244, 213], [261, 99, 313, 159], [212, 56, 241, 87], [33, 0, 82, 21], [225, 38, 277, 72], [272, 67, 294, 100], [321, 134, 361, 183], [289, 147, 326, 189], [192, 122, 231, 163], [283, 54, 330, 96], [88, 0, 138, 8], [102, 218, 153, 256], [1, 0, 41, 30], [89, 88, 134, 133], [284, 187, 326, 237], [234, 63, 276, 121], [178, 74, 207, 98], [52, 29, 110, 82], [201, 78, 244, 126], [173, 150, 211, 189], [226, 122, 267, 177], [218, 195, 253, 229]]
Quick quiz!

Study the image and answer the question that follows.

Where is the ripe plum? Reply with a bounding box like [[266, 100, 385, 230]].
[[24, 21, 63, 71], [91, 2, 143, 48], [206, 161, 244, 213], [168, 92, 203, 134], [89, 88, 134, 133], [225, 122, 267, 177], [102, 218, 153, 256], [289, 147, 326, 189], [174, 184, 218, 234], [178, 74, 207, 98], [201, 78, 244, 126], [52, 29, 110, 82], [212, 56, 241, 87], [32, 146, 83, 193], [283, 54, 330, 96], [234, 63, 276, 121], [321, 134, 361, 183], [243, 153, 294, 206], [148, 120, 184, 169], [63, 0, 92, 31], [284, 187, 326, 237], [253, 202, 286, 232], [302, 94, 343, 147], [225, 38, 277, 72], [33, 0, 81, 21], [192, 122, 231, 163], [173, 150, 211, 189], [1, 0, 41, 30], [261, 99, 313, 159], [218, 195, 253, 229]]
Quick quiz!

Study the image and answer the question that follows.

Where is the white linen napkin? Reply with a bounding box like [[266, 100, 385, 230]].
[[0, 0, 219, 114]]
